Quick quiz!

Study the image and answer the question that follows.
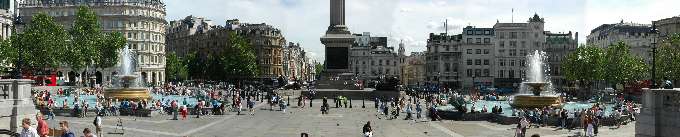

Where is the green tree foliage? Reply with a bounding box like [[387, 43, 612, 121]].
[[96, 32, 126, 69], [185, 52, 205, 80], [315, 63, 324, 77], [655, 33, 680, 83], [221, 32, 259, 79], [68, 6, 103, 71], [562, 46, 605, 83], [165, 52, 188, 82], [12, 13, 70, 73], [602, 42, 648, 84]]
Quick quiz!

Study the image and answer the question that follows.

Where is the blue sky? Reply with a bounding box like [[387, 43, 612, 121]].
[[165, 0, 680, 62]]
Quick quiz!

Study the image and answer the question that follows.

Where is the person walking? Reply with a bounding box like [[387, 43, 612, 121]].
[[171, 100, 178, 120], [19, 118, 39, 137], [248, 96, 255, 115], [36, 113, 48, 137], [82, 128, 97, 137], [362, 121, 373, 137], [415, 102, 422, 120], [93, 115, 102, 137], [59, 121, 76, 137]]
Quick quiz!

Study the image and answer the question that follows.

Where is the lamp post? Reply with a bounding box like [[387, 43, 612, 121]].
[[651, 23, 658, 89]]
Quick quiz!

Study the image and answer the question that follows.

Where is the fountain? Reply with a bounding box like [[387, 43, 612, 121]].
[[103, 45, 151, 101], [511, 50, 561, 108]]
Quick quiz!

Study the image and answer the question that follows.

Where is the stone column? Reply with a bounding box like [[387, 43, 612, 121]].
[[330, 0, 345, 26], [0, 79, 37, 133]]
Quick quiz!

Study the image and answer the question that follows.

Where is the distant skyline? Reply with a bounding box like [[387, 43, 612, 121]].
[[165, 0, 680, 62]]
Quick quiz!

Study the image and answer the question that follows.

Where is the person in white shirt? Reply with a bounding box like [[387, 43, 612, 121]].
[[19, 118, 39, 137]]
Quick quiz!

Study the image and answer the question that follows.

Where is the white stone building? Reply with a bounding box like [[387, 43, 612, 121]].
[[425, 33, 463, 88], [587, 21, 654, 64], [461, 26, 495, 89], [18, 0, 167, 86], [492, 14, 546, 90], [349, 32, 401, 81]]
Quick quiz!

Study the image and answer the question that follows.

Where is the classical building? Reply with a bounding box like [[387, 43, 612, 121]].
[[18, 0, 167, 86], [654, 16, 680, 38], [461, 26, 495, 90], [544, 31, 578, 91], [283, 42, 311, 81], [166, 16, 222, 58], [0, 9, 11, 40], [233, 22, 286, 79], [348, 32, 401, 81], [402, 52, 426, 86], [425, 33, 463, 88], [492, 14, 546, 90], [587, 21, 654, 64]]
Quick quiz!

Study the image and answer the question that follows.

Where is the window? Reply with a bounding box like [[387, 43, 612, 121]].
[[484, 38, 490, 44], [484, 69, 490, 76], [467, 69, 473, 77], [467, 59, 472, 65], [510, 32, 518, 39], [509, 70, 515, 78], [499, 59, 505, 66], [521, 41, 526, 48], [483, 49, 490, 54], [362, 61, 365, 65], [467, 38, 473, 43], [499, 49, 505, 55], [483, 59, 489, 65], [475, 30, 482, 35], [476, 49, 481, 54], [520, 60, 525, 67], [510, 49, 517, 56], [476, 38, 481, 43], [445, 63, 450, 72], [386, 60, 389, 65], [510, 60, 515, 66], [520, 50, 526, 56], [475, 59, 481, 65], [446, 46, 450, 51], [499, 70, 504, 78], [484, 30, 490, 35], [379, 60, 383, 65], [467, 49, 472, 54], [475, 69, 481, 77], [510, 41, 517, 48], [499, 41, 505, 48], [467, 30, 473, 35], [499, 32, 505, 39]]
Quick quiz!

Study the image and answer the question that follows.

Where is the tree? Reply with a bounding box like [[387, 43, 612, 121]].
[[10, 13, 70, 74], [185, 52, 205, 80], [221, 32, 258, 80], [165, 52, 188, 82], [655, 33, 680, 85], [562, 46, 605, 96], [602, 42, 648, 86], [314, 62, 324, 77], [96, 32, 126, 69], [67, 6, 104, 71]]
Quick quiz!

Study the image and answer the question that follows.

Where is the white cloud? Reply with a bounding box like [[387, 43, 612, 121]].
[[166, 0, 676, 62]]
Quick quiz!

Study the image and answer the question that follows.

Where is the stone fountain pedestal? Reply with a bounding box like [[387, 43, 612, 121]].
[[511, 82, 561, 108], [104, 75, 150, 101]]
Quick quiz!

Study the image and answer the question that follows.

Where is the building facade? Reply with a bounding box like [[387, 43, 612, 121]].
[[349, 32, 401, 81], [587, 21, 654, 64], [402, 52, 426, 86], [282, 42, 311, 81], [230, 21, 286, 79], [544, 31, 578, 91], [461, 26, 495, 90], [654, 16, 680, 38], [425, 33, 463, 89], [492, 14, 546, 90], [166, 16, 220, 58], [19, 0, 167, 86]]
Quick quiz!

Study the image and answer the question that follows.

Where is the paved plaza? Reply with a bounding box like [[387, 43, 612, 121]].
[[45, 99, 635, 137]]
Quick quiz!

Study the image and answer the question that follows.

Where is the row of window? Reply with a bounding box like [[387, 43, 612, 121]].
[[127, 31, 164, 43], [466, 38, 491, 44], [498, 41, 541, 48], [466, 59, 490, 66], [498, 49, 529, 57], [497, 31, 540, 39], [466, 69, 490, 77], [466, 49, 490, 54], [498, 59, 526, 67], [139, 54, 164, 65], [466, 30, 492, 35], [351, 59, 398, 66]]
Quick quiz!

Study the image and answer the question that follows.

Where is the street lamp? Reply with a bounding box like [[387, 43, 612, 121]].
[[651, 23, 658, 89]]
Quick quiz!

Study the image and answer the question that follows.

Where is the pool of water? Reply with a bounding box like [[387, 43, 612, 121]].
[[47, 94, 201, 110], [437, 100, 615, 117]]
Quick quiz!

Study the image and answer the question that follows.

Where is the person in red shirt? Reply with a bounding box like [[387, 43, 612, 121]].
[[36, 113, 49, 137]]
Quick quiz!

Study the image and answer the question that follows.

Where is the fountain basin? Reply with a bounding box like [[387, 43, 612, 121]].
[[104, 88, 151, 101], [511, 95, 561, 108]]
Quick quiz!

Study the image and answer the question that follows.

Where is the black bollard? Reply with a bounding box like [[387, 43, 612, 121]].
[[287, 96, 291, 106], [349, 98, 352, 108], [309, 97, 313, 107], [362, 98, 365, 108]]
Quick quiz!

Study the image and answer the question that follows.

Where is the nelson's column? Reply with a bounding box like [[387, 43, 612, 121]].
[[320, 0, 354, 75]]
